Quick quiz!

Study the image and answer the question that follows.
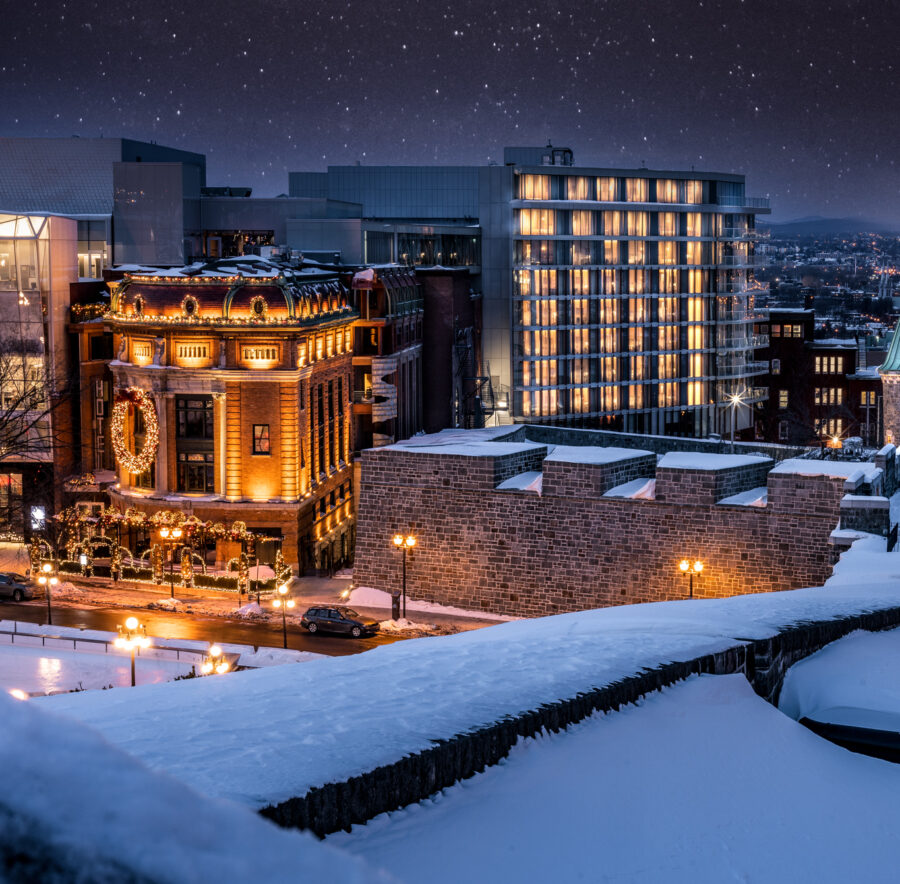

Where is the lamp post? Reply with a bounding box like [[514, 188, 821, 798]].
[[158, 526, 183, 599], [37, 562, 58, 626], [200, 644, 231, 676], [114, 616, 151, 687], [727, 392, 745, 453], [392, 533, 416, 620], [272, 582, 295, 649], [679, 559, 704, 598]]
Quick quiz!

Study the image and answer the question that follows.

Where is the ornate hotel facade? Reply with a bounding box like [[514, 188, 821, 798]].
[[100, 258, 356, 570]]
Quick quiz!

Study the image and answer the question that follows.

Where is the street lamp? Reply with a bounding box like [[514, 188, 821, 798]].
[[679, 559, 704, 598], [200, 644, 230, 675], [272, 582, 295, 649], [158, 526, 183, 599], [114, 615, 151, 687], [392, 533, 416, 620], [37, 562, 58, 626], [727, 391, 745, 453]]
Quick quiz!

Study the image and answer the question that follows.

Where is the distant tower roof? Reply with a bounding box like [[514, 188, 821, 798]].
[[880, 320, 900, 372]]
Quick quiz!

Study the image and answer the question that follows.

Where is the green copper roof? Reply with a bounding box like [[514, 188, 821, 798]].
[[881, 320, 900, 372]]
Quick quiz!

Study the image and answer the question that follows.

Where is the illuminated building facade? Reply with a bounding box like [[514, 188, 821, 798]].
[[102, 256, 356, 571]]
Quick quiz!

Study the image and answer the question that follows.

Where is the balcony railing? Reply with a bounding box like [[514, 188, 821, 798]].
[[720, 254, 764, 268], [716, 361, 769, 380], [352, 389, 374, 404], [716, 334, 769, 352], [716, 386, 769, 405], [716, 196, 770, 209], [721, 228, 770, 240]]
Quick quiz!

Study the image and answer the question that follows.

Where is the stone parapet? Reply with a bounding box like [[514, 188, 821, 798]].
[[541, 451, 656, 499]]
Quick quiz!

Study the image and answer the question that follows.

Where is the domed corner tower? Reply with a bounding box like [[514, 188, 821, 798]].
[[879, 319, 900, 446]]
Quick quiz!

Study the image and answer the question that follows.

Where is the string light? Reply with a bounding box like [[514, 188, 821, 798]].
[[111, 387, 159, 475]]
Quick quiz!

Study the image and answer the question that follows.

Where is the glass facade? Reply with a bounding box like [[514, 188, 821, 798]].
[[511, 173, 765, 435]]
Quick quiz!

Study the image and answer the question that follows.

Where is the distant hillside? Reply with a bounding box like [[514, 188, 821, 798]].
[[761, 216, 898, 236]]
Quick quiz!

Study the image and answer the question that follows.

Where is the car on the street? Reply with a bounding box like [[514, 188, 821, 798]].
[[0, 572, 35, 602], [300, 606, 380, 638]]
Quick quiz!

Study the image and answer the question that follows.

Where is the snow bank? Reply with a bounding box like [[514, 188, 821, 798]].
[[495, 470, 543, 493], [657, 451, 771, 470], [0, 692, 385, 883], [332, 674, 900, 884], [779, 627, 900, 731], [717, 486, 768, 507], [37, 550, 900, 813], [347, 585, 517, 621], [770, 458, 881, 480]]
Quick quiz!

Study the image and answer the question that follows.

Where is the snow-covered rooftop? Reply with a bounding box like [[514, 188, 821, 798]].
[[657, 451, 771, 471], [769, 458, 882, 480], [543, 445, 652, 465]]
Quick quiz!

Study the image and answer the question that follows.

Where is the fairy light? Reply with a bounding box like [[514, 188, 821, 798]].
[[111, 387, 159, 475]]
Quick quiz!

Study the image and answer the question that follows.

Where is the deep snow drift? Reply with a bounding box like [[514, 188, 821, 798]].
[[0, 691, 385, 884], [332, 675, 900, 884], [780, 626, 900, 731]]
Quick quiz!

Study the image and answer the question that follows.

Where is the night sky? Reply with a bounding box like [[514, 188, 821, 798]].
[[2, 0, 898, 225]]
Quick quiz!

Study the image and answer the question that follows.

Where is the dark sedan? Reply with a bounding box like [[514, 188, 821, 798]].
[[0, 572, 35, 602], [301, 606, 380, 638]]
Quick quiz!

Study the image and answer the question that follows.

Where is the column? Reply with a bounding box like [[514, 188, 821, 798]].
[[153, 392, 169, 495], [225, 382, 242, 501], [212, 391, 226, 497]]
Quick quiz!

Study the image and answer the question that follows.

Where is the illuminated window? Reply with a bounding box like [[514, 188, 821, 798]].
[[687, 380, 705, 405], [658, 354, 678, 378], [571, 299, 589, 324], [778, 390, 789, 409], [658, 326, 678, 351], [252, 424, 270, 455], [629, 355, 647, 379], [629, 298, 648, 322], [628, 241, 646, 264], [686, 241, 703, 265], [519, 209, 556, 235], [601, 358, 618, 382], [628, 384, 644, 409], [602, 211, 621, 235], [658, 382, 679, 407], [658, 212, 677, 236], [687, 324, 704, 350], [598, 298, 618, 323], [604, 240, 620, 264], [567, 177, 590, 200], [659, 269, 679, 293], [689, 353, 703, 377], [601, 385, 619, 412], [572, 241, 592, 265], [572, 386, 590, 413], [519, 174, 550, 200], [685, 180, 703, 203], [600, 269, 618, 293], [625, 178, 648, 202], [659, 298, 678, 322], [626, 211, 649, 236], [628, 269, 648, 294], [599, 326, 617, 353], [658, 241, 677, 265], [569, 268, 589, 295], [628, 327, 644, 351], [657, 180, 678, 203], [686, 213, 702, 237], [597, 177, 617, 201], [572, 210, 593, 236], [688, 269, 706, 294], [687, 297, 705, 321]]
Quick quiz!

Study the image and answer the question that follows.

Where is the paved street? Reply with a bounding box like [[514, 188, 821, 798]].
[[0, 600, 403, 656]]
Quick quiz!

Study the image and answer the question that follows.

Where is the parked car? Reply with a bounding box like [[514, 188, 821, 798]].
[[301, 606, 379, 638], [0, 572, 35, 602]]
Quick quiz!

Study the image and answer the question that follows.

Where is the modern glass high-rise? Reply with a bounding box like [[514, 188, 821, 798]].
[[292, 145, 771, 437]]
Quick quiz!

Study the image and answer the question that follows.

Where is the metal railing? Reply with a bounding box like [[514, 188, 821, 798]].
[[721, 228, 770, 240], [352, 389, 374, 403], [716, 334, 769, 352], [717, 196, 770, 209], [716, 360, 769, 380]]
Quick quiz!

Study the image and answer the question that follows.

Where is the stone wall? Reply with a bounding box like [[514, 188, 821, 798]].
[[656, 460, 771, 505], [355, 448, 850, 618], [541, 452, 656, 499], [259, 606, 900, 838]]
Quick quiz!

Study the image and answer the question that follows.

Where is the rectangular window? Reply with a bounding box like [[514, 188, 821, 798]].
[[176, 397, 214, 439], [686, 213, 702, 237], [177, 453, 214, 493], [686, 241, 703, 265], [597, 177, 617, 201], [659, 298, 678, 322], [771, 358, 781, 375], [628, 384, 644, 409], [626, 212, 649, 236], [656, 180, 678, 203], [567, 177, 590, 200], [519, 174, 550, 200], [685, 180, 703, 203], [658, 212, 677, 236], [252, 424, 270, 455], [779, 390, 789, 409], [518, 209, 556, 235], [602, 211, 621, 235], [658, 241, 677, 265], [627, 241, 646, 265], [778, 420, 789, 442], [604, 240, 620, 264], [625, 178, 648, 202], [571, 210, 593, 236], [658, 382, 679, 407]]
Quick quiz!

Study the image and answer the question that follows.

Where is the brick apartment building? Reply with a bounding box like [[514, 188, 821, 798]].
[[754, 308, 882, 447]]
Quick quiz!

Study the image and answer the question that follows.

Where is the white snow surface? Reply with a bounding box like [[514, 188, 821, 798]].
[[37, 540, 900, 811], [331, 674, 900, 884], [543, 444, 652, 465], [347, 585, 516, 621], [780, 627, 900, 732], [495, 470, 543, 493], [770, 457, 882, 480], [657, 451, 771, 470], [0, 692, 385, 884], [717, 486, 768, 507], [604, 477, 657, 499]]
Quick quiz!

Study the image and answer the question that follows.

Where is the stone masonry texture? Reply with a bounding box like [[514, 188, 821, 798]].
[[354, 435, 888, 618]]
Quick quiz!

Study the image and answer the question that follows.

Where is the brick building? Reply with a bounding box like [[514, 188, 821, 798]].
[[755, 308, 882, 447], [354, 426, 896, 618], [92, 256, 356, 571]]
